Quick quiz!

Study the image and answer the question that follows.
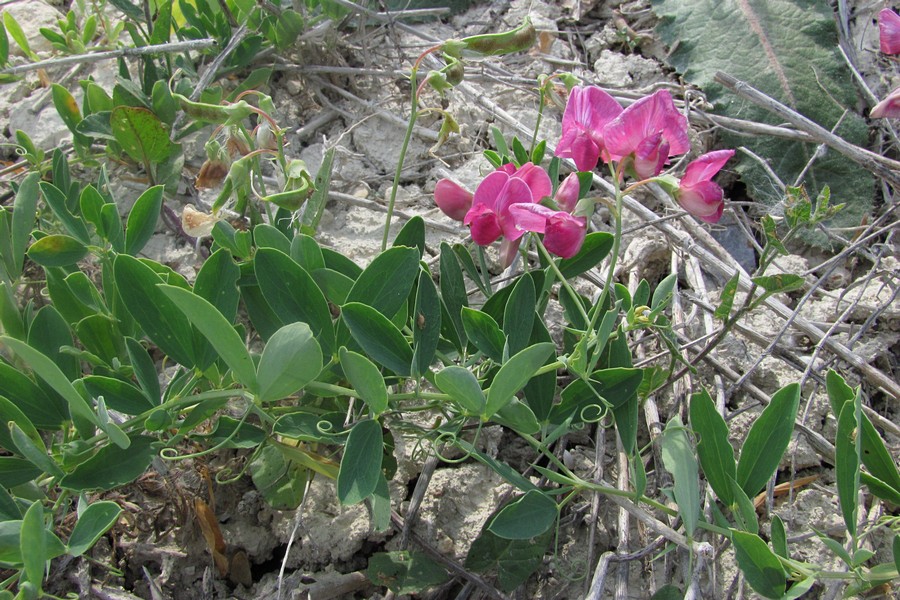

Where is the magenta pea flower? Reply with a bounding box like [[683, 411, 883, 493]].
[[676, 150, 734, 223], [603, 90, 690, 179], [880, 9, 900, 54], [508, 203, 586, 258], [434, 179, 473, 221], [463, 162, 551, 246], [555, 86, 623, 172], [870, 87, 900, 118]]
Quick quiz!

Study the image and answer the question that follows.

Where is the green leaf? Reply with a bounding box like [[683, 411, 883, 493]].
[[894, 534, 900, 577], [736, 382, 799, 497], [341, 302, 413, 376], [439, 243, 468, 349], [110, 105, 173, 165], [340, 348, 388, 416], [249, 442, 307, 510], [503, 274, 535, 355], [730, 476, 759, 534], [82, 376, 155, 415], [651, 273, 677, 311], [660, 416, 699, 539], [301, 147, 334, 234], [257, 323, 322, 403], [825, 369, 854, 422], [0, 336, 98, 428], [411, 271, 441, 376], [487, 490, 557, 540], [770, 514, 788, 559], [75, 315, 124, 366], [337, 419, 383, 505], [273, 411, 345, 444], [0, 362, 66, 429], [254, 248, 334, 357], [860, 413, 900, 495], [651, 0, 873, 245], [714, 272, 740, 320], [67, 501, 122, 557], [484, 342, 555, 418], [345, 246, 419, 318], [124, 185, 163, 256], [125, 337, 160, 404], [557, 232, 614, 279], [392, 216, 425, 259], [835, 396, 860, 539], [435, 366, 485, 415], [158, 284, 258, 393], [367, 551, 449, 594], [193, 248, 240, 368], [731, 530, 786, 599], [113, 255, 195, 367], [51, 84, 90, 148], [461, 307, 505, 362], [0, 396, 38, 454], [253, 223, 291, 254], [21, 500, 45, 587], [10, 422, 62, 478], [465, 526, 552, 592], [290, 234, 325, 272], [751, 274, 805, 296], [493, 398, 540, 435], [10, 172, 40, 279], [38, 182, 90, 244], [60, 435, 157, 491], [689, 388, 736, 506], [26, 234, 88, 267]]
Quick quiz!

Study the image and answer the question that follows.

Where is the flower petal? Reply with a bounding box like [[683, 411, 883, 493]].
[[603, 90, 689, 162], [466, 204, 503, 245], [470, 170, 511, 214], [512, 162, 553, 201], [678, 181, 723, 220], [508, 202, 554, 235], [554, 173, 580, 213], [544, 213, 587, 258], [680, 149, 735, 187], [870, 87, 900, 119], [880, 9, 900, 54]]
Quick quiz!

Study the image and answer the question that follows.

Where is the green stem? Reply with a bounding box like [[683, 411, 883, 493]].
[[382, 45, 442, 251], [535, 236, 590, 326]]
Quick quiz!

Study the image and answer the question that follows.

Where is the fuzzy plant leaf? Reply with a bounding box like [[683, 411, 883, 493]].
[[651, 0, 872, 245]]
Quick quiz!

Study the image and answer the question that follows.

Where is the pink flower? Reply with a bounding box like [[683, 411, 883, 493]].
[[463, 162, 550, 246], [434, 179, 473, 221], [554, 172, 580, 213], [603, 90, 690, 179], [676, 150, 734, 223], [555, 86, 623, 172], [880, 9, 900, 54], [870, 87, 900, 118], [508, 204, 586, 258]]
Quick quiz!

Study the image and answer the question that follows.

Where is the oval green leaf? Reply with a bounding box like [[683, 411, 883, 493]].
[[731, 530, 786, 599], [340, 347, 388, 416], [337, 419, 383, 505], [485, 342, 555, 419], [660, 416, 699, 539], [689, 388, 736, 506], [345, 246, 419, 318], [257, 323, 322, 403], [158, 284, 258, 393], [110, 105, 173, 165], [341, 302, 412, 376], [488, 490, 557, 540], [27, 234, 88, 267], [736, 382, 800, 498], [435, 366, 485, 416], [124, 185, 163, 256], [67, 501, 122, 557]]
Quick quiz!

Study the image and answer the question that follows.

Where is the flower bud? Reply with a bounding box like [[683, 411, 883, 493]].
[[434, 178, 473, 221], [554, 173, 580, 213]]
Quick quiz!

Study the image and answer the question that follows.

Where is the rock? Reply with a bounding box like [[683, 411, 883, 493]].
[[592, 49, 663, 89], [8, 99, 71, 151], [3, 1, 62, 56]]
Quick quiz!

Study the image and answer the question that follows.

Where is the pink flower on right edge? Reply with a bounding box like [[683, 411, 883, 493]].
[[880, 8, 900, 54], [870, 87, 900, 118], [676, 150, 735, 223]]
